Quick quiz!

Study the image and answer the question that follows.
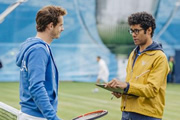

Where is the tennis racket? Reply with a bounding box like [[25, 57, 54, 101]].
[[72, 110, 108, 120]]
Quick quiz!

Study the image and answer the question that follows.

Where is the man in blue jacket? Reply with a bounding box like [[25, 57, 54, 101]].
[[16, 5, 67, 120]]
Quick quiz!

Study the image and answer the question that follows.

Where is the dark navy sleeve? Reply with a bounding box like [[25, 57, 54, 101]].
[[124, 82, 130, 93], [27, 47, 60, 120]]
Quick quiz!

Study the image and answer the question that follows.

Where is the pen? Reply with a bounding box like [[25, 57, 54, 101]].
[[111, 95, 114, 100]]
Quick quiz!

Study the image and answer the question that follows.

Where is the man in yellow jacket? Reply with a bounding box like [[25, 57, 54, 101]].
[[106, 12, 169, 120]]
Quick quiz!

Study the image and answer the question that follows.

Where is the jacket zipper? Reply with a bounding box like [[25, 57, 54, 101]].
[[123, 51, 143, 110], [123, 53, 135, 110], [123, 69, 133, 110], [123, 95, 128, 110]]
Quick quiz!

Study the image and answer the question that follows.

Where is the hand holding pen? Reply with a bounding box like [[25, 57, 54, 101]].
[[111, 92, 122, 100]]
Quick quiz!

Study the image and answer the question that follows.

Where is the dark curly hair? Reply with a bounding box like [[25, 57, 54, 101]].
[[36, 5, 67, 32], [128, 11, 156, 37]]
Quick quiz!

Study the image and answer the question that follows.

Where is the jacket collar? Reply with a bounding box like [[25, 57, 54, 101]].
[[133, 41, 163, 55]]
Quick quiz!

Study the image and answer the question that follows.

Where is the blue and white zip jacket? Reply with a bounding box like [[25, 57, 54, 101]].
[[16, 37, 60, 120]]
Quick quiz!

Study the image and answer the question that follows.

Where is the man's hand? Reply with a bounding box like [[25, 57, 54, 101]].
[[105, 78, 127, 89], [112, 92, 122, 98]]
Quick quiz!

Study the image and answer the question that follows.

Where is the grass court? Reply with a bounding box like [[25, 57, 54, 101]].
[[0, 82, 180, 120]]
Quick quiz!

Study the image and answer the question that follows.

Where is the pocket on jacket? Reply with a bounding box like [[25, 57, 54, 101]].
[[142, 97, 156, 114]]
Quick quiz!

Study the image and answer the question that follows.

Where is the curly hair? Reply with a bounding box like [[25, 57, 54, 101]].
[[36, 5, 67, 32], [128, 12, 156, 37]]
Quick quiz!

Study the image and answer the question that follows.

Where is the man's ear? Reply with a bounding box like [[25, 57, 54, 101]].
[[47, 22, 54, 30], [147, 27, 152, 36]]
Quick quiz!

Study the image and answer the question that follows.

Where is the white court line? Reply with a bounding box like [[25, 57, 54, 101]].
[[60, 100, 120, 112], [60, 93, 121, 117], [60, 93, 180, 119], [61, 91, 180, 106], [60, 93, 120, 105]]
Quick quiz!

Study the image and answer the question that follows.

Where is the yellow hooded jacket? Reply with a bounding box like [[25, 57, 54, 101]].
[[121, 42, 170, 119]]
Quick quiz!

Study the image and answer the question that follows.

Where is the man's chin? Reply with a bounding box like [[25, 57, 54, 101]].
[[57, 34, 61, 38], [54, 35, 60, 39], [134, 42, 139, 45]]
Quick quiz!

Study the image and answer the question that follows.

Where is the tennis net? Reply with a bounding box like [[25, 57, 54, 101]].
[[0, 102, 19, 120]]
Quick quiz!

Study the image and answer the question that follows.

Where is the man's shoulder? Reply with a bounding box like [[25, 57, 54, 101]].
[[154, 50, 167, 58], [24, 43, 50, 57], [144, 50, 166, 57]]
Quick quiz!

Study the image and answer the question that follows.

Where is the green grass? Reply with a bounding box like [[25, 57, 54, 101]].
[[0, 82, 180, 120]]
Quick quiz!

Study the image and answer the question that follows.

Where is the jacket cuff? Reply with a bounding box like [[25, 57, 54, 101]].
[[124, 82, 130, 93]]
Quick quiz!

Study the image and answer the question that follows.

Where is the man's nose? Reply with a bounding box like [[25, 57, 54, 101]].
[[132, 32, 136, 37], [61, 27, 64, 31]]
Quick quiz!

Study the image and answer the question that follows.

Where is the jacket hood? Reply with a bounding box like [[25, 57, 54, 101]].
[[16, 37, 47, 67], [135, 41, 163, 53]]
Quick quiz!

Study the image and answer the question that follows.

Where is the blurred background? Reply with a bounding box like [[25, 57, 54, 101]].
[[1, 0, 180, 120], [0, 0, 180, 82]]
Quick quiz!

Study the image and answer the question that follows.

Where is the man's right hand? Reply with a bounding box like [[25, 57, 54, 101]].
[[112, 92, 122, 98], [105, 78, 127, 89]]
